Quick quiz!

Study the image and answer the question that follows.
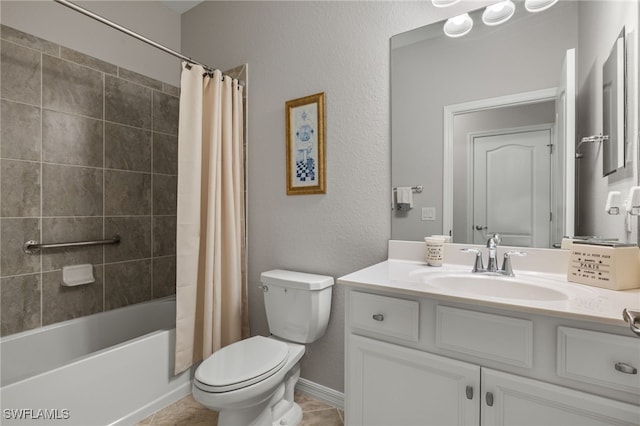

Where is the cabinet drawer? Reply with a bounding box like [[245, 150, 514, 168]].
[[350, 291, 419, 341], [558, 327, 640, 393], [436, 306, 533, 368]]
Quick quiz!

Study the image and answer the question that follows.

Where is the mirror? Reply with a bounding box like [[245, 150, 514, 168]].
[[602, 28, 626, 177], [391, 0, 639, 247]]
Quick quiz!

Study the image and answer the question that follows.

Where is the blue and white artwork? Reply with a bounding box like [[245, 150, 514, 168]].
[[291, 104, 318, 187]]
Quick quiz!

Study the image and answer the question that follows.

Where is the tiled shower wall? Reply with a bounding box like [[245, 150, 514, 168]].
[[0, 25, 179, 337]]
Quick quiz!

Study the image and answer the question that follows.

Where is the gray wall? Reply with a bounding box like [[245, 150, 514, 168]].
[[181, 0, 495, 393], [0, 24, 179, 336], [0, 1, 181, 86], [576, 0, 639, 242]]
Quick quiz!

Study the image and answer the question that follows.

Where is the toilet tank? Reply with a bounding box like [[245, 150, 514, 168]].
[[261, 270, 333, 344]]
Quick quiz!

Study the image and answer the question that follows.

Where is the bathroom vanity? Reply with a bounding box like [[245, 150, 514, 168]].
[[339, 241, 640, 425]]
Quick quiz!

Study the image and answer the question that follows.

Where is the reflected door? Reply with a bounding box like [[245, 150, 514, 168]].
[[472, 129, 552, 247]]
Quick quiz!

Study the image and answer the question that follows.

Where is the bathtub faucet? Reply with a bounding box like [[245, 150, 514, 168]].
[[460, 234, 526, 277]]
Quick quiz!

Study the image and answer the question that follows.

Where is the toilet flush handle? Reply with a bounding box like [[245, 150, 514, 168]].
[[258, 285, 269, 292]]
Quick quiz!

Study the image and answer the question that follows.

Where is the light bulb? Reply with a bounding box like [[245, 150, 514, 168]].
[[482, 0, 515, 26], [432, 0, 462, 8], [525, 0, 558, 13], [443, 13, 473, 38]]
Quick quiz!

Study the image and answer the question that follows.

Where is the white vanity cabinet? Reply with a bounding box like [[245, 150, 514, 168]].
[[482, 368, 640, 425], [348, 334, 480, 425], [344, 288, 640, 426]]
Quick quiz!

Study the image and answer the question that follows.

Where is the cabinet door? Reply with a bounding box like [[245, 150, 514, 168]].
[[482, 368, 640, 426], [347, 334, 480, 426]]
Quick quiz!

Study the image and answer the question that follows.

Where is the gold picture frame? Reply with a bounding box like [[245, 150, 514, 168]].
[[285, 92, 326, 195]]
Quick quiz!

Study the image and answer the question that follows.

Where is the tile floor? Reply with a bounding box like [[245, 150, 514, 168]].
[[137, 391, 344, 425]]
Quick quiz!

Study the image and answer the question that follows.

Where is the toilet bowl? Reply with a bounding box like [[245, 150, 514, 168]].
[[192, 270, 334, 426]]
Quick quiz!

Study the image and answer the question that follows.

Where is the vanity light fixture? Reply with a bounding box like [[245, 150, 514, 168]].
[[443, 0, 558, 38], [432, 0, 461, 8], [444, 13, 474, 38], [524, 0, 559, 13], [482, 0, 516, 26]]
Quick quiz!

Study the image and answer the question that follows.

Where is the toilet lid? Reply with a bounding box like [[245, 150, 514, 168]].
[[195, 336, 289, 393]]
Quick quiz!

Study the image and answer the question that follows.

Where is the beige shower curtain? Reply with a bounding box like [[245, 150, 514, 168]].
[[175, 64, 248, 375]]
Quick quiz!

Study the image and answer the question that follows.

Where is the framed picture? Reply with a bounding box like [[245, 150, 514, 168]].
[[285, 92, 326, 195]]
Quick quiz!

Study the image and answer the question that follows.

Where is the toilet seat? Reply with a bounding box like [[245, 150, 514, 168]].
[[194, 336, 289, 393]]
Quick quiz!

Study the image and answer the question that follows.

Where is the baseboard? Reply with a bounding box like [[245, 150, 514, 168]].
[[295, 378, 344, 410], [113, 379, 192, 425]]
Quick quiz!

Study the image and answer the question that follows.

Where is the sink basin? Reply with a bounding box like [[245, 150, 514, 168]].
[[408, 271, 575, 302]]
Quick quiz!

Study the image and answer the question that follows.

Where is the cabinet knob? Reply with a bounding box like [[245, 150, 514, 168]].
[[485, 392, 494, 407], [615, 362, 638, 374], [372, 314, 384, 321], [465, 385, 473, 400]]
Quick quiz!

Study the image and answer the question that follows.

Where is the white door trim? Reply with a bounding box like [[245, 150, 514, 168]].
[[443, 88, 558, 238]]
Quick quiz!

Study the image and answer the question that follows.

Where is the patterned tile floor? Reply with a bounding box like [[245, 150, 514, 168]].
[[137, 391, 344, 425]]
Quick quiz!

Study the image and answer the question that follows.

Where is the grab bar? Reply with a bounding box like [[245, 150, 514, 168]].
[[23, 236, 121, 255]]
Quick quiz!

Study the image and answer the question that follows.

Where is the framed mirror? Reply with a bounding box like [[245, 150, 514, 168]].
[[602, 28, 626, 177]]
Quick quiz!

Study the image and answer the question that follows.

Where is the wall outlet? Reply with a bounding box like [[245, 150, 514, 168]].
[[421, 207, 436, 221]]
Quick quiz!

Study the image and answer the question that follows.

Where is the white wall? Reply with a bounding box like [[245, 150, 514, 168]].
[[0, 1, 181, 85], [576, 0, 639, 243], [181, 0, 496, 393]]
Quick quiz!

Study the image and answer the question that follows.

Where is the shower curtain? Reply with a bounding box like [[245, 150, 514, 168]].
[[175, 64, 248, 375]]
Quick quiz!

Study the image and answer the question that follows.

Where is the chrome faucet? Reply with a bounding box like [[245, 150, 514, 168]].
[[461, 234, 526, 277], [486, 234, 501, 273]]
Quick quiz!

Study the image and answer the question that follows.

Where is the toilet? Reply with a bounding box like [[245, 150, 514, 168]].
[[192, 269, 334, 426]]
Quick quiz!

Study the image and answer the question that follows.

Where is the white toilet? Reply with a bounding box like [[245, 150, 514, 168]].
[[192, 269, 334, 426]]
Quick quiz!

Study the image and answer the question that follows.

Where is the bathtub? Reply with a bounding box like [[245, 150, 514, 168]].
[[0, 296, 193, 425]]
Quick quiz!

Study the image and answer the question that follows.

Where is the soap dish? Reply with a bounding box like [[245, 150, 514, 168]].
[[62, 264, 95, 286]]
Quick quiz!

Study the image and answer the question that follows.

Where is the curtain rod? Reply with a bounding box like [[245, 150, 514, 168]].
[[53, 0, 215, 73]]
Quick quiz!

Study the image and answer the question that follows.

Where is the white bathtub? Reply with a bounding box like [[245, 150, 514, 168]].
[[0, 296, 193, 425]]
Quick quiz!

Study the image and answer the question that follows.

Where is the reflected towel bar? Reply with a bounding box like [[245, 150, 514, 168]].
[[23, 236, 121, 255], [393, 185, 423, 193]]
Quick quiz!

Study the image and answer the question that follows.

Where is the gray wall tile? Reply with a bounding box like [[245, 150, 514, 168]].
[[1, 273, 41, 336], [163, 83, 180, 97], [119, 67, 163, 91], [1, 218, 41, 277], [153, 215, 176, 257], [42, 110, 103, 167], [1, 100, 41, 161], [152, 256, 176, 299], [42, 267, 103, 325], [153, 132, 178, 175], [0, 27, 180, 336], [42, 164, 103, 217], [152, 174, 177, 215], [60, 46, 117, 75], [104, 259, 151, 310], [105, 170, 151, 216], [105, 123, 151, 172], [42, 54, 103, 119], [1, 25, 59, 56], [1, 40, 41, 106], [1, 159, 41, 217], [105, 75, 151, 129], [153, 91, 179, 135], [41, 217, 104, 272], [105, 216, 152, 262]]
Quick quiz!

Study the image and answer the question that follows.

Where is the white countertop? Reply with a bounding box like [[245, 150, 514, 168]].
[[338, 241, 640, 327]]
